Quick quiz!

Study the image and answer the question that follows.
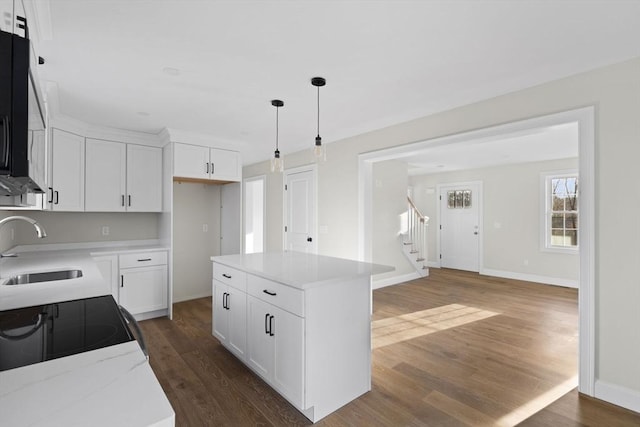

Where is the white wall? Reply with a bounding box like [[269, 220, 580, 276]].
[[172, 182, 220, 302], [372, 160, 414, 280], [0, 211, 159, 251], [243, 57, 640, 403], [411, 158, 579, 284]]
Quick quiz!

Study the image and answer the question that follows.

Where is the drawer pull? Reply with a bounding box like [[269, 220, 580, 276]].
[[222, 273, 232, 279], [137, 258, 152, 262], [269, 315, 274, 336], [263, 289, 277, 296]]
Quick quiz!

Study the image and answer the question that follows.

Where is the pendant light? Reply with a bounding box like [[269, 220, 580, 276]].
[[311, 77, 326, 161], [270, 99, 284, 173]]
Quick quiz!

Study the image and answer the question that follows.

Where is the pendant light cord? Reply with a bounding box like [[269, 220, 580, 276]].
[[276, 105, 279, 151], [317, 85, 320, 136]]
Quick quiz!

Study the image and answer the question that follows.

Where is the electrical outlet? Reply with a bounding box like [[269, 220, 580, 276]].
[[101, 226, 109, 236]]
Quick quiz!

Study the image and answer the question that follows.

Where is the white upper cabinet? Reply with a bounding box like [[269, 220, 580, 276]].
[[85, 139, 127, 212], [85, 138, 162, 212], [210, 148, 241, 181], [127, 144, 162, 212], [50, 129, 85, 212], [173, 143, 241, 182], [173, 143, 209, 179]]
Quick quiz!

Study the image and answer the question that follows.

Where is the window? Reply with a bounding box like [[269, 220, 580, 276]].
[[244, 176, 265, 254], [543, 172, 578, 251]]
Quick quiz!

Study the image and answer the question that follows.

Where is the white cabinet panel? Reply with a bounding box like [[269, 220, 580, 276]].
[[127, 144, 162, 212], [119, 265, 167, 315], [50, 129, 85, 211], [210, 148, 241, 181], [213, 279, 247, 360], [85, 138, 127, 212], [173, 143, 209, 179], [271, 304, 304, 408], [246, 295, 273, 379]]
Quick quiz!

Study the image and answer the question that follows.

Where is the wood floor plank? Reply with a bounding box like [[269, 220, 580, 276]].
[[139, 268, 640, 426]]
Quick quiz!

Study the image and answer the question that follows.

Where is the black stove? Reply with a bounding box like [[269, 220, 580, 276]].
[[0, 295, 135, 372]]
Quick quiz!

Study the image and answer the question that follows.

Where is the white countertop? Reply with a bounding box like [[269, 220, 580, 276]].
[[0, 341, 174, 427], [211, 251, 393, 289], [0, 241, 168, 311], [0, 242, 175, 426]]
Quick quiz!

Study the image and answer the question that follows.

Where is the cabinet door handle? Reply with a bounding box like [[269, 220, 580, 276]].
[[222, 292, 226, 309], [121, 195, 125, 207], [137, 258, 152, 262], [47, 187, 53, 204], [206, 162, 209, 174], [265, 313, 270, 334], [54, 190, 59, 205], [128, 195, 131, 207], [210, 163, 214, 175], [263, 289, 276, 296], [222, 274, 232, 279], [120, 275, 124, 288], [224, 293, 230, 310], [269, 315, 274, 336]]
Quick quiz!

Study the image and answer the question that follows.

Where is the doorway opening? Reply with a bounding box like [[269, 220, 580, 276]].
[[244, 176, 265, 254], [358, 106, 595, 397]]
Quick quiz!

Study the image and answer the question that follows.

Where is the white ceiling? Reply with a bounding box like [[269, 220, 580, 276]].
[[33, 0, 640, 166], [405, 122, 579, 175]]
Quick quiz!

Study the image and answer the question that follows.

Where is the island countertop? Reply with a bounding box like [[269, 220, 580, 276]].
[[211, 251, 392, 289]]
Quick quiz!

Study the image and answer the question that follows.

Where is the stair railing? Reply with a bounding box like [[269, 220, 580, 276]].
[[407, 197, 429, 264]]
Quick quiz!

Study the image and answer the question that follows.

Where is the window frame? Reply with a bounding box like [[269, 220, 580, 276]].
[[540, 170, 579, 254]]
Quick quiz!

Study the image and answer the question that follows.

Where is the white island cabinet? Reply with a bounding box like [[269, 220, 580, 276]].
[[211, 251, 391, 423]]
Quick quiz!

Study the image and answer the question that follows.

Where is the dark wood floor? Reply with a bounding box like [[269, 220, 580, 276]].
[[139, 268, 640, 426]]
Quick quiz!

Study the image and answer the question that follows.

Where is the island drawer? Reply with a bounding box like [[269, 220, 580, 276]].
[[119, 251, 167, 268], [213, 263, 247, 291], [247, 274, 304, 317]]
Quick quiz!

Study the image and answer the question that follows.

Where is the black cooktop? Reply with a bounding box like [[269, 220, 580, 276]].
[[0, 295, 134, 372]]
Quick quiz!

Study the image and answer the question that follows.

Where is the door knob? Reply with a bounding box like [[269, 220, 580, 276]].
[[307, 237, 313, 242]]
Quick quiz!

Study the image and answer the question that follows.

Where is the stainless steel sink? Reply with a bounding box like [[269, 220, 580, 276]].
[[3, 269, 83, 286]]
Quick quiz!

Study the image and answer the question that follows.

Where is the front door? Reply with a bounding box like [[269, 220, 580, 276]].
[[284, 168, 316, 253], [439, 182, 481, 272]]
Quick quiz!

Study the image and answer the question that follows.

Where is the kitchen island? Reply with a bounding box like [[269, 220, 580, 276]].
[[211, 251, 391, 422]]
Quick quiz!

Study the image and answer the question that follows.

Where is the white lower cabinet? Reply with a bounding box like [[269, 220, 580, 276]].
[[118, 251, 168, 318], [212, 281, 246, 360], [247, 295, 304, 408]]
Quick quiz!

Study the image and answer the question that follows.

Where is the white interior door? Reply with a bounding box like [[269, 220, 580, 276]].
[[439, 182, 481, 272], [284, 168, 316, 253], [221, 182, 241, 255]]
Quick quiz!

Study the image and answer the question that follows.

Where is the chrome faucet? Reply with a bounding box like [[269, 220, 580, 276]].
[[0, 216, 47, 258]]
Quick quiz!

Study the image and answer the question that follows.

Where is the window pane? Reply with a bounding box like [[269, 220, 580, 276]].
[[552, 196, 565, 211], [551, 229, 566, 246], [551, 214, 564, 228], [566, 194, 578, 211], [566, 230, 578, 246], [447, 191, 455, 209], [565, 213, 578, 229]]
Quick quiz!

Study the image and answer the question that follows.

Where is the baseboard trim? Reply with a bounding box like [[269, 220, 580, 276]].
[[173, 291, 212, 303], [480, 268, 578, 288], [372, 272, 420, 289], [594, 380, 640, 414]]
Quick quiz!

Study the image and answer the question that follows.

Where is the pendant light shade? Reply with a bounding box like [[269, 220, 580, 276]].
[[270, 99, 284, 173], [311, 77, 326, 161]]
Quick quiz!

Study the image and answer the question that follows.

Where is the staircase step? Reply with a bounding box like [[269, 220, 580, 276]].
[[410, 250, 419, 254], [403, 242, 413, 246], [416, 258, 425, 262]]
